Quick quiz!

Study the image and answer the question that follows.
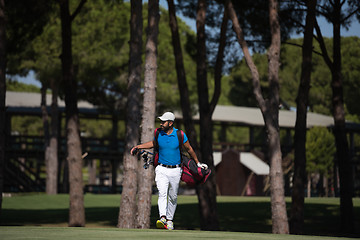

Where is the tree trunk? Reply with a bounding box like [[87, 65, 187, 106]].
[[331, 1, 353, 232], [168, 0, 224, 229], [47, 78, 59, 194], [267, 0, 289, 234], [42, 85, 55, 195], [307, 174, 311, 198], [59, 0, 85, 227], [111, 115, 118, 193], [0, 0, 6, 214], [88, 160, 96, 186], [290, 0, 317, 234], [136, 0, 158, 229], [118, 0, 142, 229], [313, 0, 354, 233], [167, 0, 199, 150], [194, 0, 221, 230], [324, 175, 328, 197], [226, 0, 289, 234]]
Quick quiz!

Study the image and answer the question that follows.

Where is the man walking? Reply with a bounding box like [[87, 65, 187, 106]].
[[131, 112, 207, 230]]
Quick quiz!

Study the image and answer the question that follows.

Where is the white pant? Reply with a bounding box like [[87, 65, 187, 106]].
[[155, 165, 182, 221]]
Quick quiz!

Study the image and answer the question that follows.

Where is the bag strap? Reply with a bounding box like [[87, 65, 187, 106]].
[[177, 129, 184, 163], [176, 129, 184, 149], [154, 128, 160, 151]]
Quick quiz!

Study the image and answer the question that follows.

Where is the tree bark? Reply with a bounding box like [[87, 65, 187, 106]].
[[267, 0, 289, 234], [59, 0, 86, 227], [290, 0, 317, 234], [42, 85, 56, 195], [118, 0, 142, 229], [314, 0, 354, 233], [0, 0, 6, 214], [331, 0, 353, 233], [168, 1, 223, 229], [47, 78, 59, 194], [307, 174, 311, 198], [194, 0, 230, 230], [196, 0, 215, 230], [226, 0, 289, 234], [136, 0, 159, 229], [167, 0, 199, 150]]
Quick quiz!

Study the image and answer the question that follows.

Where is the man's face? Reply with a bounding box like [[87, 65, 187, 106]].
[[160, 120, 173, 131]]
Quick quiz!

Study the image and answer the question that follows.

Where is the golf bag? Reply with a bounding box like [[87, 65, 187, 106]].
[[153, 128, 211, 187], [181, 155, 211, 187]]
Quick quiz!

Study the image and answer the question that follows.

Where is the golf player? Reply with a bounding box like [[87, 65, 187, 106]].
[[130, 112, 207, 230]]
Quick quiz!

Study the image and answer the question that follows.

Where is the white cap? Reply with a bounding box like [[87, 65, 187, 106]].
[[158, 112, 175, 121]]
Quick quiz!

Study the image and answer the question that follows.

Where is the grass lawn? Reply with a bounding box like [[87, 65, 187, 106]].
[[1, 194, 360, 239], [0, 226, 351, 240]]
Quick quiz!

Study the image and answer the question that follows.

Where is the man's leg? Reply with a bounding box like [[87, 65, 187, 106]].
[[155, 166, 169, 219], [166, 167, 182, 221]]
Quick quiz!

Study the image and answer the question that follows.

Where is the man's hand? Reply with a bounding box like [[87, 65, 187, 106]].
[[197, 162, 208, 170], [130, 147, 139, 155]]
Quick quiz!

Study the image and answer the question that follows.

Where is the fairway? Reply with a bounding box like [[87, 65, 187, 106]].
[[0, 226, 353, 240], [1, 194, 360, 239]]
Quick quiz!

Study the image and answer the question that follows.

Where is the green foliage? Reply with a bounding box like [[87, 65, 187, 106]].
[[80, 119, 112, 138], [226, 53, 268, 107], [156, 7, 197, 112], [281, 37, 360, 117], [226, 37, 360, 119], [11, 1, 198, 114], [21, 12, 62, 87], [6, 80, 40, 93], [5, 0, 56, 75], [73, 1, 131, 108], [306, 127, 336, 176], [342, 37, 360, 116], [79, 119, 126, 138], [213, 125, 249, 145], [11, 116, 43, 136]]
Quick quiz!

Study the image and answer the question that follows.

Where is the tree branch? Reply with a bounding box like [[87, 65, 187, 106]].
[[70, 0, 87, 22], [341, 6, 360, 24], [209, 8, 228, 115], [225, 0, 266, 112], [282, 41, 323, 57], [314, 18, 333, 69]]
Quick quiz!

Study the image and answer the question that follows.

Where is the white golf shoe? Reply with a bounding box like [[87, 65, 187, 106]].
[[166, 220, 174, 230]]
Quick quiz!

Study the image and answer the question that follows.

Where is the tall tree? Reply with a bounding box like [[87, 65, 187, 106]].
[[2, 0, 54, 206], [226, 0, 289, 234], [136, 0, 159, 229], [40, 85, 51, 194], [58, 0, 87, 227], [167, 0, 198, 150], [290, 0, 317, 234], [118, 0, 142, 229], [196, 0, 216, 230], [0, 0, 5, 214], [314, 0, 359, 233], [193, 0, 228, 230], [48, 78, 59, 195]]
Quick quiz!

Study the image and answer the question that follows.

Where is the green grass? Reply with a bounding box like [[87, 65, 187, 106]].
[[1, 194, 360, 239], [0, 226, 349, 240]]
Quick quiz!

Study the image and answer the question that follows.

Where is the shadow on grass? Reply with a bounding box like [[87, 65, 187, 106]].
[[1, 201, 359, 238]]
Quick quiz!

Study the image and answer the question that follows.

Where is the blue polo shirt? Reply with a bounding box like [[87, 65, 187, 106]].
[[156, 128, 188, 166]]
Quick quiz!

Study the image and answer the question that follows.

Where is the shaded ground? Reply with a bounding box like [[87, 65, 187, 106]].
[[1, 194, 359, 238]]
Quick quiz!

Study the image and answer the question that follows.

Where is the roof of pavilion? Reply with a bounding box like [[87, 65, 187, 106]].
[[6, 91, 360, 131]]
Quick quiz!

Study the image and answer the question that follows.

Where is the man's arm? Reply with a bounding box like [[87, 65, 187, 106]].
[[184, 140, 208, 169], [183, 141, 199, 164], [130, 140, 154, 155]]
